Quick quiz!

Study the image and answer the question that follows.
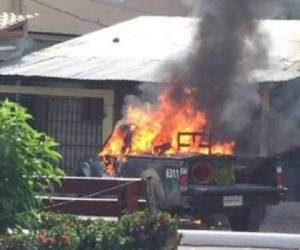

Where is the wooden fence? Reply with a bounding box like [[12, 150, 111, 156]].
[[41, 177, 147, 217]]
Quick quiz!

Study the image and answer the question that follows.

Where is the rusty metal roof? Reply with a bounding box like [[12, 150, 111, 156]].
[[0, 16, 300, 83]]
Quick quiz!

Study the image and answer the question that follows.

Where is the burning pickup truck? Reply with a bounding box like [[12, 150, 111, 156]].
[[92, 84, 287, 231]]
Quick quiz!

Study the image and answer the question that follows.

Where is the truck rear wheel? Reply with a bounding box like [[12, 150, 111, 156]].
[[228, 206, 265, 232]]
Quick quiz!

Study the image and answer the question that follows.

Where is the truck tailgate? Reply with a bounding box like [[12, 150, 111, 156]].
[[183, 184, 286, 210]]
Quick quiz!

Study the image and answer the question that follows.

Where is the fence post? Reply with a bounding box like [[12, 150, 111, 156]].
[[144, 177, 157, 213], [125, 181, 139, 213]]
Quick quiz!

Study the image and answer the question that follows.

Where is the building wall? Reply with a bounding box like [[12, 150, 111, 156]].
[[0, 0, 28, 60], [26, 32, 77, 53], [0, 78, 116, 173], [26, 36, 58, 53], [0, 0, 23, 13], [269, 81, 300, 154], [0, 36, 27, 61], [259, 80, 300, 201], [2, 0, 300, 36], [0, 0, 188, 35]]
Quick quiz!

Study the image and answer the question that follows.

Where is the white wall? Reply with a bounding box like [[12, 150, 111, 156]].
[[15, 0, 188, 35], [0, 0, 23, 13]]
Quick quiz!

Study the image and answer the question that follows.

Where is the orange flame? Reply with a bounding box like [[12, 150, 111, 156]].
[[192, 219, 202, 225], [100, 83, 235, 175]]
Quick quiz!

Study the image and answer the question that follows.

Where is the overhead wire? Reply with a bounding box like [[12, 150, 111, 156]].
[[20, 0, 300, 68], [26, 0, 300, 49], [26, 0, 197, 52], [26, 0, 194, 51], [28, 0, 108, 27], [0, 179, 141, 222], [87, 0, 158, 15], [43, 179, 140, 210]]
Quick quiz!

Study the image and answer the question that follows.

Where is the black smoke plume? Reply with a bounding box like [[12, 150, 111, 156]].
[[172, 0, 281, 152]]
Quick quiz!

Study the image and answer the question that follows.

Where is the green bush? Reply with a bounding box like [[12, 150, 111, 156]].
[[117, 211, 179, 249], [0, 100, 64, 232], [0, 211, 180, 250]]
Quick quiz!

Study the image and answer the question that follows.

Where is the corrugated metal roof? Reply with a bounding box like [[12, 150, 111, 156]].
[[0, 12, 37, 31], [0, 16, 300, 83]]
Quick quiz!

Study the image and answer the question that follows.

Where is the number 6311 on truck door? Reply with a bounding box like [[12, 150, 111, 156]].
[[165, 168, 180, 179]]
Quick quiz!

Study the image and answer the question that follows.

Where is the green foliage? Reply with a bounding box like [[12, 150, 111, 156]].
[[0, 211, 179, 250], [116, 211, 179, 250], [0, 100, 64, 232]]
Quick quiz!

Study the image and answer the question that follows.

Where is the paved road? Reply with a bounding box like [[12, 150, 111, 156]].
[[261, 201, 300, 234], [179, 248, 280, 250]]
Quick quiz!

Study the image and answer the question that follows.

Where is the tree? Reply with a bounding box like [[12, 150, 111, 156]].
[[0, 100, 64, 232]]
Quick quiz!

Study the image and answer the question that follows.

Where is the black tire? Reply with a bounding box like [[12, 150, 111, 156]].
[[228, 207, 265, 232]]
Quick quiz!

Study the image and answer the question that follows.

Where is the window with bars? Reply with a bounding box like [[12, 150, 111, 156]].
[[0, 94, 104, 174]]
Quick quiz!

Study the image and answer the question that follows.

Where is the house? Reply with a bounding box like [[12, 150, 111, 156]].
[[0, 0, 188, 53], [2, 0, 300, 54], [0, 12, 37, 61], [0, 16, 193, 173], [0, 16, 299, 175]]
